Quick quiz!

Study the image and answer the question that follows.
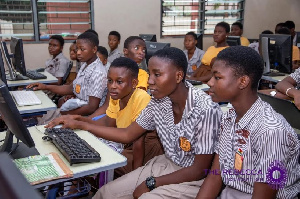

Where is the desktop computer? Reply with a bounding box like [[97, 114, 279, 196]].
[[0, 80, 35, 153], [139, 34, 157, 42], [260, 34, 292, 75], [227, 36, 241, 46], [145, 41, 170, 64], [10, 37, 27, 76], [0, 49, 7, 85], [296, 31, 300, 48]]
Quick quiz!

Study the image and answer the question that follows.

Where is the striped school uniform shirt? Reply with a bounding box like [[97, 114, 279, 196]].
[[216, 98, 300, 198], [72, 58, 107, 102], [290, 67, 300, 89], [136, 81, 222, 167]]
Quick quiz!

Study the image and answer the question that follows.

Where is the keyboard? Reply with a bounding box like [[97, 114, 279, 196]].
[[26, 70, 47, 80], [186, 79, 203, 85], [45, 128, 101, 165], [11, 91, 42, 106]]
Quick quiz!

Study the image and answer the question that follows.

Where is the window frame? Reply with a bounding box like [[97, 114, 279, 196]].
[[0, 0, 94, 43], [161, 0, 245, 37]]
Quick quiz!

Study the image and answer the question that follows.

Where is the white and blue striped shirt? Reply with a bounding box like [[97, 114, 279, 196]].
[[136, 82, 222, 167], [216, 98, 300, 198]]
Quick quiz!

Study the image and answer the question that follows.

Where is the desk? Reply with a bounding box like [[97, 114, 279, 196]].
[[28, 125, 127, 188], [261, 74, 289, 83], [195, 83, 210, 91], [11, 90, 57, 114], [7, 71, 58, 87]]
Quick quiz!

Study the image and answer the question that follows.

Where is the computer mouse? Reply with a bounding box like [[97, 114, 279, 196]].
[[36, 68, 45, 72]]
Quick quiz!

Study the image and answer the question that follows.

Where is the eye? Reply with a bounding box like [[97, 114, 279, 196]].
[[155, 73, 160, 77], [107, 79, 112, 83], [142, 49, 146, 53], [214, 76, 220, 80], [117, 80, 123, 84], [134, 46, 138, 50]]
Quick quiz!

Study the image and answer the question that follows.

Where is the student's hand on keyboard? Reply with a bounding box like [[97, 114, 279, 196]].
[[26, 82, 46, 91], [45, 115, 81, 129]]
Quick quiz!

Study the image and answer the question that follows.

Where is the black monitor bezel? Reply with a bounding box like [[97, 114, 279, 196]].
[[10, 37, 27, 76], [145, 41, 170, 64], [0, 49, 7, 85], [227, 36, 241, 46], [139, 34, 157, 42], [0, 80, 35, 152]]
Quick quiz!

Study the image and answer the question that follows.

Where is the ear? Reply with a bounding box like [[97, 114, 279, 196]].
[[176, 70, 184, 83], [132, 78, 138, 88], [238, 75, 251, 90], [93, 46, 97, 54], [123, 48, 128, 56]]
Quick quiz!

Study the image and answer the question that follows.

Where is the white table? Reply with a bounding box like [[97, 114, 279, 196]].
[[261, 74, 289, 83], [7, 71, 58, 87]]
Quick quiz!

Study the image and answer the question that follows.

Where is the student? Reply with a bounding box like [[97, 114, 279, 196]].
[[275, 67, 300, 110], [69, 40, 82, 73], [45, 35, 70, 85], [230, 21, 250, 46], [197, 46, 300, 199], [97, 46, 110, 72], [27, 32, 107, 116], [46, 47, 221, 199], [183, 31, 205, 76], [284, 20, 297, 46], [48, 57, 163, 178], [277, 27, 300, 69], [107, 31, 122, 63], [123, 36, 148, 90], [275, 22, 284, 34], [84, 29, 99, 37], [188, 22, 229, 83]]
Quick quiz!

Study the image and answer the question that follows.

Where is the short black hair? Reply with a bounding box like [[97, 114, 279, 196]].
[[110, 57, 139, 79], [49, 35, 64, 47], [77, 32, 99, 47], [84, 29, 99, 37], [232, 21, 243, 30], [72, 40, 76, 44], [109, 31, 121, 41], [97, 46, 108, 58], [261, 30, 273, 34], [216, 46, 264, 90], [216, 22, 230, 33], [185, 32, 197, 40], [124, 36, 145, 49], [276, 22, 285, 28], [277, 27, 291, 35], [152, 47, 187, 81], [284, 21, 295, 29]]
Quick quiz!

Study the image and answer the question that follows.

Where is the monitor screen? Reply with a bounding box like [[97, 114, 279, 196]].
[[10, 37, 27, 76], [0, 152, 42, 199], [0, 41, 16, 81], [145, 42, 170, 64], [227, 36, 241, 46], [0, 49, 7, 85], [296, 32, 300, 48], [260, 34, 292, 74], [139, 34, 157, 42], [196, 33, 203, 50], [0, 80, 35, 153]]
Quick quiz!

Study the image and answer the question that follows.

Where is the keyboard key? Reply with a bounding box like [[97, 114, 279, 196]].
[[11, 91, 42, 106]]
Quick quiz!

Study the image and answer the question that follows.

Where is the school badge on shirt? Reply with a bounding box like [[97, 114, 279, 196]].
[[179, 137, 191, 152], [75, 84, 81, 94], [234, 148, 244, 171]]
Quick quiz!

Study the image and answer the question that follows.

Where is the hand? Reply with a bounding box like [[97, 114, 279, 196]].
[[133, 181, 149, 199], [26, 82, 46, 90], [45, 115, 80, 128], [64, 95, 75, 102]]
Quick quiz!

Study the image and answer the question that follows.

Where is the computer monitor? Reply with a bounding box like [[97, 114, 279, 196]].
[[227, 36, 241, 46], [260, 34, 292, 74], [0, 41, 15, 80], [0, 152, 42, 199], [139, 34, 157, 42], [0, 49, 7, 85], [145, 41, 170, 64], [196, 33, 203, 50], [0, 80, 35, 153], [296, 32, 300, 48], [10, 37, 27, 76]]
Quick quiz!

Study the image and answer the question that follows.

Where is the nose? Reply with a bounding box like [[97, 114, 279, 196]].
[[207, 77, 213, 87], [148, 74, 154, 85]]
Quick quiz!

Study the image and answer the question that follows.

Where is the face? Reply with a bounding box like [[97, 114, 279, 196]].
[[207, 60, 240, 103], [107, 67, 137, 100], [213, 26, 228, 44], [76, 39, 97, 64], [184, 35, 197, 50], [97, 52, 107, 65], [231, 25, 242, 36], [69, 43, 77, 61], [124, 39, 146, 64], [148, 57, 182, 99], [108, 35, 120, 51], [48, 39, 62, 57]]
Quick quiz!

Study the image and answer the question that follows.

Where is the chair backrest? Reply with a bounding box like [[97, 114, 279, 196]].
[[62, 61, 73, 85]]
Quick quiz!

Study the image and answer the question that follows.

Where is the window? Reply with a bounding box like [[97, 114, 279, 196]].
[[161, 0, 245, 36], [0, 0, 93, 42]]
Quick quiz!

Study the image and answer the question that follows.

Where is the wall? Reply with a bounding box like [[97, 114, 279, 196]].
[[22, 0, 300, 69]]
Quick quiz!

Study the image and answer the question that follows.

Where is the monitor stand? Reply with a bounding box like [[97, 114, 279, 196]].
[[6, 71, 29, 81]]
